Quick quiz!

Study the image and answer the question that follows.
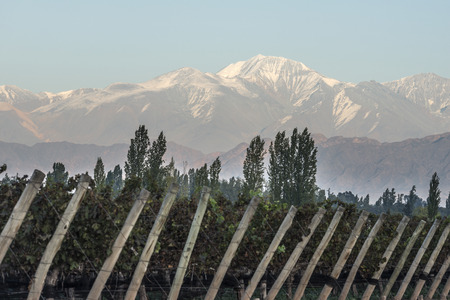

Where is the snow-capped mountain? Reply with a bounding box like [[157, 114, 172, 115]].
[[383, 73, 450, 116], [0, 55, 449, 153]]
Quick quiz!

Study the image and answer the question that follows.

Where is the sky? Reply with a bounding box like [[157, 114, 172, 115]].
[[1, 0, 450, 93]]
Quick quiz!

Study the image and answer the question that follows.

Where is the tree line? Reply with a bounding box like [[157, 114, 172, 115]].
[[2, 124, 448, 220]]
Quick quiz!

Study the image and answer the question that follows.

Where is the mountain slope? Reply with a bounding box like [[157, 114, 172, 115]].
[[1, 55, 449, 152], [384, 73, 450, 116]]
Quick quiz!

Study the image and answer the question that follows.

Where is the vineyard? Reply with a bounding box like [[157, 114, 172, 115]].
[[0, 170, 449, 299]]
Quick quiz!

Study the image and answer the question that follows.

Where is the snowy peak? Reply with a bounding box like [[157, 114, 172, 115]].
[[217, 54, 311, 78], [0, 85, 49, 111], [143, 67, 218, 90], [217, 54, 341, 86], [384, 73, 450, 115], [217, 55, 344, 108]]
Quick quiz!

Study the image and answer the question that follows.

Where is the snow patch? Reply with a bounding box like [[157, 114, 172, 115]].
[[369, 121, 379, 133], [280, 115, 292, 124], [333, 91, 361, 128], [141, 103, 150, 113], [322, 77, 340, 87]]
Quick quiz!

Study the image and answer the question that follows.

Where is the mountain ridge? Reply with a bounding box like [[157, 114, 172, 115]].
[[1, 55, 450, 153]]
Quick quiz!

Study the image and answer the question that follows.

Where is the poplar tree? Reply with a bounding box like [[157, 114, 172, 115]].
[[243, 135, 266, 196], [47, 162, 69, 185], [195, 163, 209, 192], [148, 131, 167, 181], [106, 165, 123, 195], [268, 131, 289, 202], [404, 185, 418, 217], [291, 127, 317, 204], [209, 156, 221, 193], [124, 125, 150, 180], [93, 157, 106, 189], [268, 128, 317, 205], [427, 172, 440, 220]]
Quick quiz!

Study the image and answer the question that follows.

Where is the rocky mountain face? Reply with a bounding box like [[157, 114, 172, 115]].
[[1, 55, 449, 200], [1, 55, 450, 153], [1, 132, 449, 200]]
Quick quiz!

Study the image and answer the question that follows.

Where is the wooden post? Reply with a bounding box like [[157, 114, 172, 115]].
[[361, 215, 410, 300], [266, 208, 326, 300], [439, 262, 450, 300], [293, 206, 346, 300], [166, 187, 211, 300], [410, 222, 450, 300], [260, 280, 267, 300], [382, 220, 427, 299], [124, 184, 181, 300], [425, 254, 450, 300], [86, 188, 153, 300], [394, 218, 441, 300], [242, 205, 298, 300], [204, 196, 262, 300], [27, 174, 90, 300], [0, 169, 45, 264], [318, 210, 370, 300], [338, 213, 386, 300]]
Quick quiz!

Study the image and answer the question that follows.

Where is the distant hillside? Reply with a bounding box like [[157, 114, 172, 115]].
[[1, 132, 449, 201]]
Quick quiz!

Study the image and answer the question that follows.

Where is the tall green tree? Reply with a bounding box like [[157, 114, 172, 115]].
[[188, 168, 196, 197], [94, 157, 106, 189], [124, 125, 150, 180], [268, 128, 317, 205], [209, 157, 221, 193], [243, 135, 266, 196], [379, 188, 396, 214], [194, 164, 209, 194], [291, 128, 317, 204], [147, 131, 167, 181], [220, 177, 243, 203], [268, 131, 289, 202], [404, 185, 418, 217], [47, 162, 69, 185], [427, 172, 441, 220], [106, 165, 124, 196]]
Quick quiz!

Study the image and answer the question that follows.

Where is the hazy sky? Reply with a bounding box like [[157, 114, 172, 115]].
[[1, 1, 449, 93]]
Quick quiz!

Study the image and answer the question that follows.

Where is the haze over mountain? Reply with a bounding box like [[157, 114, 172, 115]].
[[1, 55, 449, 153], [1, 132, 449, 200]]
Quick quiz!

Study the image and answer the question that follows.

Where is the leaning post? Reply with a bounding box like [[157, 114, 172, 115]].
[[166, 186, 211, 300], [338, 213, 386, 300], [361, 215, 410, 300], [124, 184, 180, 300], [27, 174, 90, 300], [242, 205, 298, 300], [425, 254, 450, 300], [0, 169, 45, 264], [86, 188, 154, 300], [205, 196, 262, 300], [318, 210, 370, 300], [381, 220, 427, 299], [393, 218, 441, 300], [293, 206, 346, 300], [410, 222, 449, 300], [265, 207, 326, 300]]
